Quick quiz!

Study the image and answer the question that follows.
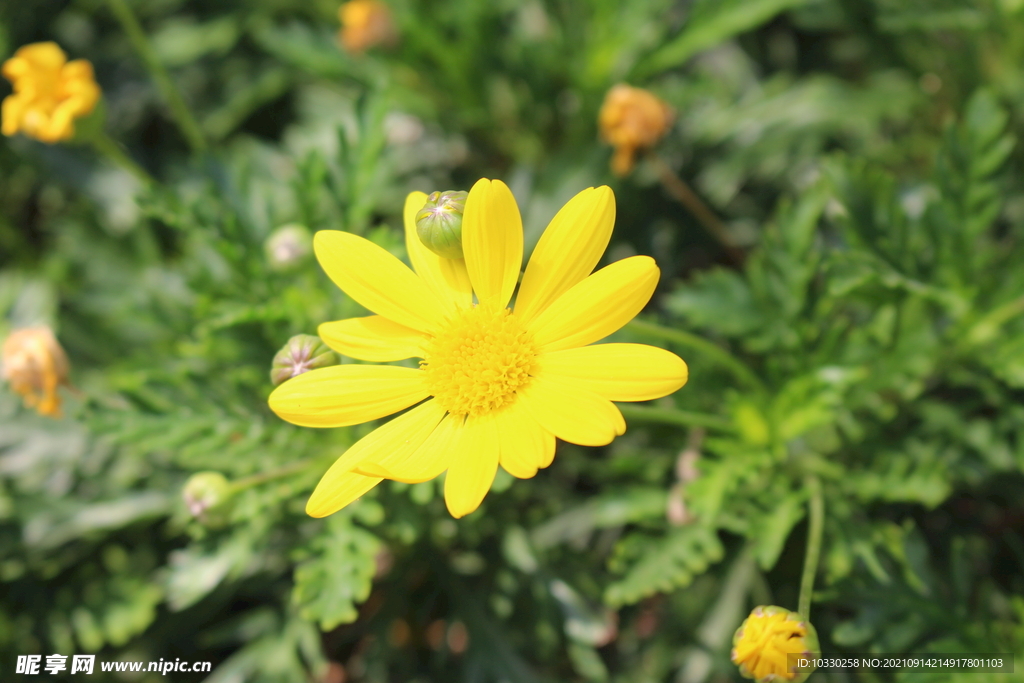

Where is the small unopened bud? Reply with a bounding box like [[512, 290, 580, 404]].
[[732, 606, 820, 683], [183, 471, 233, 524], [265, 223, 313, 270], [598, 84, 673, 176], [338, 0, 398, 53], [271, 334, 338, 386], [1, 325, 70, 418], [415, 190, 468, 259]]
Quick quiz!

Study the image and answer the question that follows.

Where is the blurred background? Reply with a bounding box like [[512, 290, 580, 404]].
[[2, 0, 1024, 681]]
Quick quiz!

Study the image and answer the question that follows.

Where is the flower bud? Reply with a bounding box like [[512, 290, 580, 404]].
[[1, 325, 70, 418], [183, 471, 234, 525], [265, 223, 313, 270], [2, 42, 102, 144], [598, 84, 673, 176], [732, 606, 820, 683], [338, 0, 398, 54], [270, 334, 338, 386], [415, 190, 468, 259]]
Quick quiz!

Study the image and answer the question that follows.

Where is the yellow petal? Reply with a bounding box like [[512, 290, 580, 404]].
[[462, 178, 523, 309], [539, 343, 688, 401], [319, 315, 425, 362], [268, 364, 428, 428], [518, 375, 625, 446], [306, 470, 382, 518], [495, 399, 555, 479], [529, 255, 659, 352], [314, 230, 445, 333], [403, 191, 473, 312], [444, 412, 500, 518], [355, 400, 455, 483], [515, 186, 615, 324]]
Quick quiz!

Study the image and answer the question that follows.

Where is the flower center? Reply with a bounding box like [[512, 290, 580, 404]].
[[421, 305, 536, 417]]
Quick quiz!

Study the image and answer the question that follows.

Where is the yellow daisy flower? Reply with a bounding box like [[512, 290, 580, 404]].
[[269, 179, 689, 519]]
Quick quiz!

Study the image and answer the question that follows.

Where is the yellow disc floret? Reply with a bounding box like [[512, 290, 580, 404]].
[[422, 305, 536, 417]]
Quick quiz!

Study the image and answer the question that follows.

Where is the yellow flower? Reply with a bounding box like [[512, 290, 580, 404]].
[[1, 326, 71, 418], [598, 84, 673, 176], [338, 0, 397, 54], [269, 179, 689, 519], [1, 42, 101, 144], [732, 606, 820, 683]]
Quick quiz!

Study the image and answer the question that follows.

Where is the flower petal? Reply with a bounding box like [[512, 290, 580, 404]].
[[462, 178, 523, 309], [314, 230, 445, 332], [515, 186, 615, 324], [268, 364, 428, 428], [518, 375, 625, 447], [444, 412, 500, 518], [529, 255, 659, 352], [539, 343, 688, 401], [355, 401, 455, 483], [495, 399, 555, 479], [403, 191, 473, 312], [306, 470, 382, 518], [319, 315, 425, 362]]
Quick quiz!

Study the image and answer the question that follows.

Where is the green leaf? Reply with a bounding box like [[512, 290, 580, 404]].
[[605, 525, 724, 607], [635, 0, 812, 78], [752, 493, 805, 570], [292, 514, 379, 630]]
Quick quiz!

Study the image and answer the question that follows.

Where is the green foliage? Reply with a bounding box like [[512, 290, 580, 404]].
[[4, 0, 1024, 681]]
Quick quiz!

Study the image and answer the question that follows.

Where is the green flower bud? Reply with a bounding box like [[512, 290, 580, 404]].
[[732, 606, 820, 683], [270, 334, 338, 386], [265, 223, 313, 270], [415, 190, 468, 259], [183, 471, 234, 525]]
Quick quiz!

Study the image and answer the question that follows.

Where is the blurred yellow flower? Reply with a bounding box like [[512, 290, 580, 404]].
[[269, 179, 689, 519], [599, 84, 673, 176], [338, 0, 397, 53], [1, 42, 101, 144], [1, 326, 70, 418], [732, 606, 819, 683]]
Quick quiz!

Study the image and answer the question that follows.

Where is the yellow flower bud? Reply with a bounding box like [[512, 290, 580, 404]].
[[732, 606, 820, 683], [338, 0, 397, 54], [1, 326, 70, 418], [416, 190, 468, 259], [1, 42, 101, 144], [598, 84, 673, 176]]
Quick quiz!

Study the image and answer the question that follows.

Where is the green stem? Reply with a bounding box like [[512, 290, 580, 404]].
[[625, 319, 766, 393], [798, 475, 824, 620], [617, 404, 734, 431], [91, 132, 154, 185], [105, 0, 208, 154], [230, 459, 315, 492]]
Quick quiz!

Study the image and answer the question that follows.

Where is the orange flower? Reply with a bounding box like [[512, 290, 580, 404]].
[[1, 42, 101, 144], [598, 84, 673, 176], [1, 326, 71, 418], [338, 0, 397, 53]]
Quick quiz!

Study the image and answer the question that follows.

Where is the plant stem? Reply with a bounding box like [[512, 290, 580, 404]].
[[617, 404, 734, 431], [798, 475, 824, 620], [105, 0, 208, 154], [625, 318, 766, 393], [91, 132, 154, 185], [231, 459, 314, 492], [647, 152, 745, 265]]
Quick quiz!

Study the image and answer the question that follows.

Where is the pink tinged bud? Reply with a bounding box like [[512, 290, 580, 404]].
[[270, 334, 338, 386]]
